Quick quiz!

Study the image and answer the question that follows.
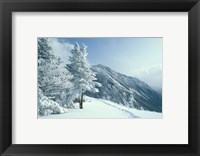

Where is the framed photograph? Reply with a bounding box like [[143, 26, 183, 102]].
[[37, 37, 163, 119], [0, 0, 200, 155]]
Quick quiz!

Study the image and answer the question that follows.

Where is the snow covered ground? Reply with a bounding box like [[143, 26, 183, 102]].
[[39, 96, 162, 119]]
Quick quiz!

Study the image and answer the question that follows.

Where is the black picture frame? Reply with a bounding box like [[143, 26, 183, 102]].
[[0, 0, 200, 155]]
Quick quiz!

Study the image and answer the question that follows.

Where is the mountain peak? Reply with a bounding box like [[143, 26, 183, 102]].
[[93, 64, 111, 70]]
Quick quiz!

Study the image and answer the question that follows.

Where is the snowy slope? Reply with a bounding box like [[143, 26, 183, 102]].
[[85, 64, 162, 112], [100, 98, 162, 119], [39, 96, 162, 119]]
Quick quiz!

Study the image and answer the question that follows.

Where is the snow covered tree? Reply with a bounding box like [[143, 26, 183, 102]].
[[38, 38, 54, 60], [67, 43, 101, 109], [38, 38, 73, 109], [38, 38, 53, 91], [39, 56, 72, 96], [38, 88, 68, 116]]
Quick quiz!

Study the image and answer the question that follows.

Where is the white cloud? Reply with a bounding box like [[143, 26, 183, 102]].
[[132, 64, 162, 91], [48, 38, 74, 64]]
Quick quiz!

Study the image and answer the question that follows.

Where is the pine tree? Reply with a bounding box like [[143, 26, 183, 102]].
[[67, 43, 101, 109], [38, 38, 73, 106], [38, 38, 54, 60]]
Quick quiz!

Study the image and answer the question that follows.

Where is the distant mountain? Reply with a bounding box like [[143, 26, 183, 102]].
[[85, 64, 162, 112]]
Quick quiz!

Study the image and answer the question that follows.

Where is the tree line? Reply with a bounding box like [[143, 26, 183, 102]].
[[38, 38, 101, 116]]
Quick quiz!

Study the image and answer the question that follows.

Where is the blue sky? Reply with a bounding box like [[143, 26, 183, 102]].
[[58, 37, 162, 69], [49, 37, 162, 90]]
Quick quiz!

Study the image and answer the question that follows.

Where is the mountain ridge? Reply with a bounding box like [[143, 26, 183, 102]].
[[85, 64, 162, 112]]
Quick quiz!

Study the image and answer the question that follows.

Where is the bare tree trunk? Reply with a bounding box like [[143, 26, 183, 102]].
[[79, 92, 83, 109]]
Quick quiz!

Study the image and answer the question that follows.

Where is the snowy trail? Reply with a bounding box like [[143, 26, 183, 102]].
[[39, 97, 138, 119], [99, 100, 139, 118]]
